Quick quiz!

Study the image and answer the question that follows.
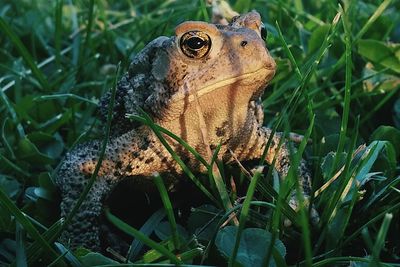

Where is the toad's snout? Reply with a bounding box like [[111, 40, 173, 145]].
[[228, 29, 276, 76]]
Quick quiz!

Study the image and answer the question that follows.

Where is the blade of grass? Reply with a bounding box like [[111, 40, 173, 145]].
[[24, 221, 84, 267], [208, 144, 235, 219], [191, 83, 236, 217], [360, 85, 400, 125], [201, 201, 276, 265], [263, 136, 288, 266], [128, 209, 166, 261], [361, 227, 375, 254], [369, 213, 393, 267], [255, 176, 297, 224], [0, 85, 25, 138], [331, 4, 353, 174], [0, 18, 49, 90], [153, 173, 180, 251], [54, 0, 63, 67], [291, 115, 315, 267], [207, 144, 221, 197], [129, 112, 218, 205], [0, 154, 30, 178], [52, 63, 119, 245], [15, 223, 27, 267], [354, 0, 393, 41], [313, 256, 396, 267], [318, 118, 359, 251], [34, 93, 99, 106], [0, 189, 65, 266], [229, 168, 263, 266], [275, 20, 315, 119], [324, 0, 393, 82], [198, 0, 209, 21], [178, 247, 204, 262], [127, 114, 209, 168], [1, 118, 15, 159], [70, 70, 114, 209], [47, 250, 70, 267], [105, 209, 183, 265], [275, 22, 302, 81], [77, 0, 95, 78], [260, 12, 341, 175], [312, 201, 400, 261]]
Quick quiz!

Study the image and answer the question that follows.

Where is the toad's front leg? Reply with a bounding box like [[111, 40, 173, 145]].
[[232, 123, 318, 223], [56, 129, 176, 250], [56, 140, 116, 250]]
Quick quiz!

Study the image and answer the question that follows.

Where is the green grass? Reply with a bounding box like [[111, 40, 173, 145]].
[[1, 0, 400, 266]]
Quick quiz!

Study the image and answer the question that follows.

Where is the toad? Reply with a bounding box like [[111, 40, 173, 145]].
[[56, 11, 314, 250]]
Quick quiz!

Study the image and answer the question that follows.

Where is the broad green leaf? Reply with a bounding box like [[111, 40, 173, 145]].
[[358, 39, 400, 73], [216, 226, 286, 267], [27, 132, 64, 159], [16, 137, 54, 164], [0, 175, 21, 201], [320, 151, 347, 180], [187, 204, 220, 241], [128, 209, 166, 261], [78, 252, 118, 266], [361, 64, 400, 92], [353, 142, 385, 184], [370, 126, 400, 158], [25, 187, 53, 202], [154, 221, 189, 241], [308, 25, 330, 54], [0, 17, 49, 90], [362, 176, 400, 212]]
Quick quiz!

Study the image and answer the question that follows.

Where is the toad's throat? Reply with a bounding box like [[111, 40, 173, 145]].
[[170, 67, 274, 104]]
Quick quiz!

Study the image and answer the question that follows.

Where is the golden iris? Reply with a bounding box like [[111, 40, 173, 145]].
[[180, 31, 211, 59]]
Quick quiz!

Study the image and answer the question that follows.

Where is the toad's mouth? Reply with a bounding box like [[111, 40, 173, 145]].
[[170, 67, 275, 104]]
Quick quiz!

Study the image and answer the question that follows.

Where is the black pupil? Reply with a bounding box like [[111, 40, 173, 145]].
[[186, 36, 206, 50]]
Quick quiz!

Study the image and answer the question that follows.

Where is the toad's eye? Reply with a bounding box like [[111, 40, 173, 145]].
[[180, 31, 211, 59], [260, 23, 267, 41]]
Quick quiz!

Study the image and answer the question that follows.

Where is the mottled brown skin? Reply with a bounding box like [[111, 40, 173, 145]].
[[56, 11, 313, 250]]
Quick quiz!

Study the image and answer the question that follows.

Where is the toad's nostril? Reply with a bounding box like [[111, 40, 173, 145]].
[[240, 40, 248, 47]]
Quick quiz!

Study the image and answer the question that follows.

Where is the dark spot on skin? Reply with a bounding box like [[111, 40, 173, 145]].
[[132, 151, 140, 158], [145, 158, 154, 164], [161, 157, 168, 163], [125, 165, 133, 172], [215, 127, 225, 137], [216, 121, 229, 137], [136, 165, 140, 169], [138, 156, 144, 161], [115, 161, 122, 169], [139, 138, 150, 150]]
